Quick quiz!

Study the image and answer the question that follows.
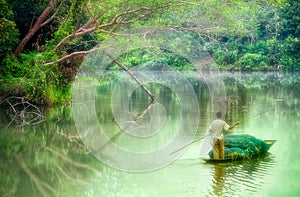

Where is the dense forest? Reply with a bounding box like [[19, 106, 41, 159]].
[[0, 0, 299, 105]]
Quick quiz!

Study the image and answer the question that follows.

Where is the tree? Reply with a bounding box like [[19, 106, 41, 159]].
[[13, 0, 59, 56], [1, 0, 298, 104], [0, 0, 190, 104], [0, 0, 19, 57], [279, 0, 300, 38]]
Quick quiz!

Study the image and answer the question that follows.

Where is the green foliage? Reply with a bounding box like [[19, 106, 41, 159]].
[[106, 47, 196, 73], [50, 0, 98, 53], [0, 0, 79, 104], [0, 52, 70, 104], [211, 0, 300, 71], [214, 49, 239, 66], [0, 0, 19, 55], [279, 0, 300, 38], [0, 18, 19, 53], [0, 54, 27, 77], [0, 0, 299, 105], [279, 36, 300, 70], [238, 53, 269, 70]]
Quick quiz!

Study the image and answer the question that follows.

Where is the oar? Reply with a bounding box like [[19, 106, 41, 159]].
[[245, 108, 274, 120], [169, 134, 210, 155], [169, 120, 240, 155]]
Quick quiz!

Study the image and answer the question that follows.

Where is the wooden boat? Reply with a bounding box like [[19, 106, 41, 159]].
[[202, 140, 276, 163]]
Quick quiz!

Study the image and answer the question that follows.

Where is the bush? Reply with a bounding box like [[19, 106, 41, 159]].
[[237, 53, 270, 70], [279, 36, 300, 70], [0, 52, 70, 105], [0, 1, 19, 56], [214, 49, 239, 66]]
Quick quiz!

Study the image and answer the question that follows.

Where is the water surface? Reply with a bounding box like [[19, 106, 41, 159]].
[[0, 72, 299, 196]]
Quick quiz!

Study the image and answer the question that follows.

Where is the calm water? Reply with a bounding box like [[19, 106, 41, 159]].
[[0, 72, 299, 196]]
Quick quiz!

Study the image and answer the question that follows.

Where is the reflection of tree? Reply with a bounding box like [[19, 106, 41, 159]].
[[0, 105, 101, 196], [2, 72, 295, 196], [15, 154, 54, 196], [222, 72, 300, 126], [223, 76, 247, 125]]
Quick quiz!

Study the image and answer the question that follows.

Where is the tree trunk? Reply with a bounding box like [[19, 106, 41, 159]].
[[13, 0, 56, 57]]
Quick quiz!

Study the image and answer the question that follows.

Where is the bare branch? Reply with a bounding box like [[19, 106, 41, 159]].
[[30, 0, 42, 30], [41, 0, 66, 27], [4, 96, 45, 127], [54, 2, 185, 52], [46, 48, 100, 65], [108, 6, 133, 34], [82, 5, 106, 31], [55, 9, 106, 51], [134, 99, 156, 121], [103, 51, 156, 101]]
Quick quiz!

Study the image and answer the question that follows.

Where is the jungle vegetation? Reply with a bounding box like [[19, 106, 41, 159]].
[[0, 0, 299, 105]]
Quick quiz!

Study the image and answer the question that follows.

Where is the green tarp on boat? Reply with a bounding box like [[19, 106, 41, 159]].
[[208, 134, 272, 160]]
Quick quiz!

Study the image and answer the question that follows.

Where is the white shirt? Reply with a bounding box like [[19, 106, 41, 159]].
[[208, 119, 230, 139]]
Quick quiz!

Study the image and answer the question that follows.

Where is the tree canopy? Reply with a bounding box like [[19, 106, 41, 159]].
[[0, 0, 299, 104]]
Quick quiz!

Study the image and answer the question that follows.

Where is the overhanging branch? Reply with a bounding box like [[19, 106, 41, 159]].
[[103, 51, 156, 101]]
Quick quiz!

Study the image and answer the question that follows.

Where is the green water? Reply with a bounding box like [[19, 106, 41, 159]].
[[0, 72, 299, 196]]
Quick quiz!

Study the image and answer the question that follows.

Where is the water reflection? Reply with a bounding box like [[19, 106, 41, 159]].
[[208, 154, 276, 197], [0, 104, 102, 197], [0, 72, 299, 196], [211, 164, 226, 196]]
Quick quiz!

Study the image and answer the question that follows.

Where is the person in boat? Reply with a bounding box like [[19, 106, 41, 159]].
[[209, 112, 240, 159]]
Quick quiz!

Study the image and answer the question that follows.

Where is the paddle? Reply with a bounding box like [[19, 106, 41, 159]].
[[169, 134, 210, 155], [169, 121, 240, 155]]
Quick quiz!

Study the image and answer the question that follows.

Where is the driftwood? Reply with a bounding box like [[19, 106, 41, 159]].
[[1, 96, 45, 127]]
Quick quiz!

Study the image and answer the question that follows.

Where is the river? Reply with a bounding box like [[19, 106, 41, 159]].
[[0, 72, 299, 196]]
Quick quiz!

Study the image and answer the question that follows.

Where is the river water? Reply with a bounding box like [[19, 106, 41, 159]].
[[0, 72, 299, 196]]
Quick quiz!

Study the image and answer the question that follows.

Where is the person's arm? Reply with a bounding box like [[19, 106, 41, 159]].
[[229, 121, 240, 129]]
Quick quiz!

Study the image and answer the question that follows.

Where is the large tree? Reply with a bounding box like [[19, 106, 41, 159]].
[[1, 0, 188, 104]]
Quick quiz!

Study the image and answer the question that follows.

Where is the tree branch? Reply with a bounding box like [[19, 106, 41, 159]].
[[103, 51, 156, 101], [54, 2, 184, 52], [47, 47, 158, 103], [45, 48, 100, 65], [41, 0, 65, 27], [14, 0, 56, 57], [55, 9, 106, 52]]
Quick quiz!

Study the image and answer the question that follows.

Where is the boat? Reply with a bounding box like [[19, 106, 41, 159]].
[[202, 138, 276, 163]]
